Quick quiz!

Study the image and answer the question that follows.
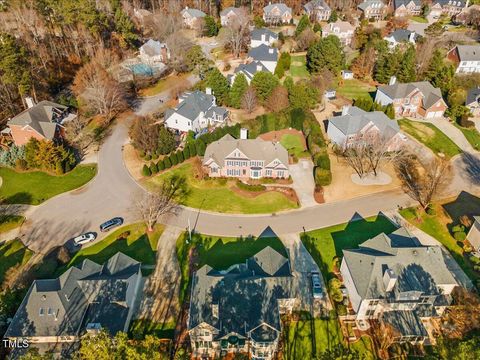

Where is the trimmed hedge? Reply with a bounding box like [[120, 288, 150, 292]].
[[236, 180, 266, 192], [158, 160, 165, 171], [164, 157, 172, 169], [142, 164, 151, 177]]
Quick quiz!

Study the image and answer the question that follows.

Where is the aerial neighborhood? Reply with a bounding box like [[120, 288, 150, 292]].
[[1, 1, 480, 359]]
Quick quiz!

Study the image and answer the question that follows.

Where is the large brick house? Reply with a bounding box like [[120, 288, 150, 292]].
[[303, 0, 332, 22], [322, 21, 355, 46], [263, 3, 292, 25], [340, 228, 471, 344], [375, 79, 447, 119], [393, 0, 421, 17], [358, 0, 386, 20], [7, 100, 75, 146], [203, 133, 289, 179], [429, 0, 466, 18]]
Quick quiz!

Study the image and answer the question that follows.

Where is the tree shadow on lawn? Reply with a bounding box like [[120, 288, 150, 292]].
[[3, 192, 33, 205], [457, 152, 480, 187], [442, 191, 480, 228]]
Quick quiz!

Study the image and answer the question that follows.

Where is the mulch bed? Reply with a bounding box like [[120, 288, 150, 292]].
[[314, 186, 325, 204]]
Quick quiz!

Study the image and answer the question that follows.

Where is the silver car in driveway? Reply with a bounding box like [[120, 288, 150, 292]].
[[311, 271, 324, 299], [73, 232, 97, 246]]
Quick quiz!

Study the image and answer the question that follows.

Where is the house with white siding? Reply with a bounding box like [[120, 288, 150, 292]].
[[303, 0, 332, 22], [250, 28, 278, 48], [247, 44, 278, 73], [447, 45, 480, 74], [322, 21, 355, 46], [263, 3, 292, 25]]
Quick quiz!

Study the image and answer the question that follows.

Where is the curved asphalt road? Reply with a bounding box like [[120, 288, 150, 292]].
[[19, 119, 480, 253]]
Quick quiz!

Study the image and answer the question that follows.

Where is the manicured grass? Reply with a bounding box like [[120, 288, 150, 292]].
[[301, 215, 398, 280], [289, 55, 309, 78], [411, 16, 428, 23], [350, 336, 376, 359], [66, 223, 163, 271], [0, 215, 25, 234], [400, 205, 479, 284], [146, 162, 298, 214], [139, 73, 191, 97], [398, 119, 462, 158], [0, 165, 97, 205], [336, 79, 375, 101], [129, 319, 176, 339], [280, 133, 309, 158], [454, 123, 480, 151], [0, 239, 32, 285]]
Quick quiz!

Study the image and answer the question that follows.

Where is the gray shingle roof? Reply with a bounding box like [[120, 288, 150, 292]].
[[188, 245, 297, 338], [203, 134, 289, 169], [358, 0, 384, 11], [250, 28, 278, 42], [165, 90, 217, 121], [181, 7, 206, 18], [5, 253, 141, 339], [263, 3, 292, 15], [342, 228, 461, 301], [433, 0, 466, 7], [140, 39, 167, 57], [220, 7, 242, 16], [248, 44, 278, 62], [328, 106, 400, 140], [304, 0, 331, 12], [394, 0, 421, 9], [386, 29, 419, 42], [382, 310, 428, 337], [234, 61, 269, 81], [455, 45, 480, 62], [466, 87, 480, 106], [377, 81, 443, 109], [7, 100, 68, 140]]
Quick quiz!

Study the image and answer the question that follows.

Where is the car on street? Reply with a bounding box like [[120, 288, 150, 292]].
[[73, 232, 97, 246], [311, 271, 324, 299], [100, 217, 124, 232]]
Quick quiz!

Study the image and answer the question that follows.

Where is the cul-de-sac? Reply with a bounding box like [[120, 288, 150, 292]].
[[1, 1, 480, 359]]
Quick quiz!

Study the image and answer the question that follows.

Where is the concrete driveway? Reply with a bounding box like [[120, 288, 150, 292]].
[[289, 159, 317, 208]]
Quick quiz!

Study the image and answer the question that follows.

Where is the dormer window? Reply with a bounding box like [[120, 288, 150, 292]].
[[39, 308, 45, 316]]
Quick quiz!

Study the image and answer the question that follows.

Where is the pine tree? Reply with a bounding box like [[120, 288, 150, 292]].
[[295, 15, 310, 36], [142, 164, 151, 176], [170, 152, 178, 166], [157, 160, 165, 171], [396, 46, 416, 83], [205, 68, 230, 106], [150, 162, 158, 174], [204, 16, 219, 37], [251, 72, 279, 102], [177, 151, 184, 163], [306, 36, 345, 75], [229, 73, 248, 108], [195, 139, 206, 156], [189, 143, 197, 157], [384, 104, 395, 119], [164, 157, 172, 169]]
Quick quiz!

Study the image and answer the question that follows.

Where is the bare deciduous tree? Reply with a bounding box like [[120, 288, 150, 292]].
[[135, 175, 187, 232], [395, 155, 452, 210], [166, 32, 194, 72], [129, 116, 160, 153], [241, 86, 257, 113], [223, 7, 250, 58], [442, 287, 480, 339], [265, 86, 289, 112], [370, 318, 400, 360], [296, 28, 317, 51]]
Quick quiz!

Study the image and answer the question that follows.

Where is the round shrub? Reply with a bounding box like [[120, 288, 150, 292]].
[[164, 157, 172, 169], [314, 167, 332, 186], [170, 153, 178, 166], [426, 205, 436, 216], [452, 224, 465, 233], [464, 244, 473, 253], [144, 154, 152, 161], [177, 151, 184, 163], [157, 160, 165, 171], [150, 162, 159, 174], [142, 164, 151, 176], [15, 158, 28, 171], [454, 231, 466, 241], [152, 153, 159, 160], [189, 143, 197, 157], [183, 147, 191, 159], [139, 150, 145, 158], [470, 255, 480, 265]]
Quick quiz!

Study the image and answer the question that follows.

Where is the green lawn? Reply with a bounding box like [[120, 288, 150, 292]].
[[336, 79, 376, 101], [301, 215, 398, 280], [146, 162, 298, 214], [398, 119, 462, 158], [400, 206, 479, 285], [65, 223, 163, 271], [454, 123, 480, 151], [411, 16, 428, 23], [0, 215, 25, 233], [280, 133, 309, 158], [289, 55, 309, 78], [0, 239, 32, 285], [139, 73, 191, 97], [129, 319, 176, 339], [0, 165, 97, 205]]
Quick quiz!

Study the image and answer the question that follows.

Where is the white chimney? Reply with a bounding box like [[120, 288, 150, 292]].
[[389, 76, 397, 86], [268, 48, 274, 54], [383, 268, 397, 292], [25, 97, 35, 109], [342, 105, 350, 116], [256, 64, 263, 72], [261, 34, 266, 41], [205, 87, 212, 95], [240, 128, 248, 139]]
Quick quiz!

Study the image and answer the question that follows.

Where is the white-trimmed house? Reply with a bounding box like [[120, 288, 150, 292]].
[[447, 45, 480, 74], [250, 28, 278, 48], [247, 44, 278, 73], [181, 7, 206, 28], [263, 3, 293, 25], [467, 216, 480, 253], [139, 39, 169, 66], [220, 7, 243, 26]]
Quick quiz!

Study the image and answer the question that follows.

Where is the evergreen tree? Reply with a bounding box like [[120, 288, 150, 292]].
[[189, 143, 197, 157], [183, 147, 191, 159], [229, 73, 248, 108], [251, 72, 279, 102], [164, 156, 172, 169], [170, 152, 178, 165], [142, 164, 151, 176], [177, 151, 184, 163], [384, 104, 395, 119], [185, 45, 210, 77], [306, 36, 345, 75], [195, 139, 206, 156], [204, 16, 219, 37], [113, 8, 137, 47], [425, 49, 454, 95], [157, 160, 165, 171], [0, 33, 31, 98], [396, 45, 416, 83], [374, 48, 401, 84], [328, 10, 338, 23], [295, 15, 310, 36], [150, 162, 158, 174], [205, 68, 230, 105], [157, 126, 176, 155], [274, 62, 285, 78]]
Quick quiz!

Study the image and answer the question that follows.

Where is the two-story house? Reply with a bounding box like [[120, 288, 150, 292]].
[[430, 0, 466, 18], [383, 29, 420, 49], [466, 87, 480, 117], [303, 0, 332, 22], [358, 0, 386, 20], [5, 253, 143, 351], [188, 246, 300, 359], [263, 3, 292, 25], [467, 216, 480, 253], [164, 89, 228, 133], [139, 39, 169, 66], [220, 7, 243, 26], [250, 28, 278, 48], [447, 45, 480, 74], [340, 228, 469, 344], [203, 132, 289, 179], [393, 0, 421, 17], [229, 61, 270, 85], [7, 99, 76, 146], [181, 7, 206, 28], [247, 44, 278, 73], [327, 106, 407, 151], [322, 21, 355, 46], [375, 78, 447, 119]]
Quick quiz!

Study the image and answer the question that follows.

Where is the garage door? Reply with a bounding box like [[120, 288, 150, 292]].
[[426, 112, 435, 119]]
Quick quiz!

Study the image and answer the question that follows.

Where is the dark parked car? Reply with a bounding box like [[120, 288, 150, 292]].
[[100, 217, 124, 232]]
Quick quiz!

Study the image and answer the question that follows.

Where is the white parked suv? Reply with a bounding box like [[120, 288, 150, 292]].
[[73, 232, 97, 246]]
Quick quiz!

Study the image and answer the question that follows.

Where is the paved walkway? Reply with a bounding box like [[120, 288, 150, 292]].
[[136, 226, 184, 323]]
